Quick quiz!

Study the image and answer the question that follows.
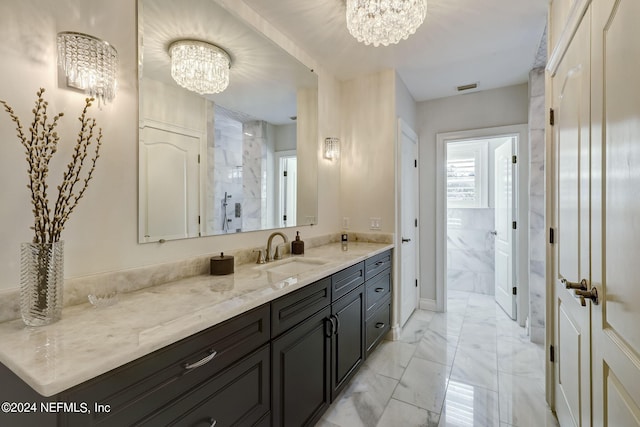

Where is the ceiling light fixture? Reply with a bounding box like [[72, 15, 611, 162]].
[[169, 40, 231, 95], [57, 32, 118, 104], [346, 0, 427, 47]]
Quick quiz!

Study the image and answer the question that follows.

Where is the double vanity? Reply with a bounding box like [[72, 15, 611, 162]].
[[0, 241, 393, 426]]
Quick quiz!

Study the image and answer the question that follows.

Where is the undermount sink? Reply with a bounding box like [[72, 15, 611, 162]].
[[256, 257, 328, 276]]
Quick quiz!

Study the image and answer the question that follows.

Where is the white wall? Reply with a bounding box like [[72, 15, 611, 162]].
[[0, 0, 341, 290], [340, 70, 397, 233], [417, 84, 529, 301], [395, 74, 417, 132]]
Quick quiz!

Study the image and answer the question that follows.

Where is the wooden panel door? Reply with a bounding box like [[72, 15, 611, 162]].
[[591, 0, 640, 424], [551, 6, 592, 426]]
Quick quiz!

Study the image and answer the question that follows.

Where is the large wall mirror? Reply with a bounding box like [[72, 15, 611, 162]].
[[138, 0, 319, 243]]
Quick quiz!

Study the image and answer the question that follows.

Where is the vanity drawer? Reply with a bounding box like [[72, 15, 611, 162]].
[[365, 268, 391, 319], [271, 277, 331, 338], [331, 261, 364, 302], [365, 296, 391, 356], [141, 344, 270, 427], [61, 304, 270, 426], [364, 250, 392, 280]]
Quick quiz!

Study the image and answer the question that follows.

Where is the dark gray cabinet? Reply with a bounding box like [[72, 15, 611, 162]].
[[330, 284, 365, 400], [271, 306, 331, 427]]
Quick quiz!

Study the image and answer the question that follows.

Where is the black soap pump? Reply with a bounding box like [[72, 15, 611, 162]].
[[291, 231, 305, 255]]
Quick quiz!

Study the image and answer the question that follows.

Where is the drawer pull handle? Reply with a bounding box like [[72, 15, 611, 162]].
[[333, 314, 340, 334], [375, 287, 384, 293], [375, 261, 384, 266], [209, 419, 217, 427], [326, 316, 336, 337], [184, 350, 217, 370], [375, 322, 385, 329]]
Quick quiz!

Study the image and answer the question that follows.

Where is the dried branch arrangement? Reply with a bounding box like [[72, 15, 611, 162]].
[[1, 88, 103, 244]]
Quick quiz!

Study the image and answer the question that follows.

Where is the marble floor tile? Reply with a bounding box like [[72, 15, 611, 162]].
[[319, 364, 398, 427], [414, 330, 458, 366], [364, 339, 417, 380], [439, 382, 500, 427], [498, 372, 558, 427], [393, 357, 450, 412], [316, 294, 558, 427], [450, 346, 498, 392], [497, 335, 545, 379], [376, 398, 440, 427]]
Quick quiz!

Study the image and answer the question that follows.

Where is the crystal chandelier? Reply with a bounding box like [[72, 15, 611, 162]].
[[346, 0, 427, 47], [169, 40, 231, 95], [57, 32, 118, 104]]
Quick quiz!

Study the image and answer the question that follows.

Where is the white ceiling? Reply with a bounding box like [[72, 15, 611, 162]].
[[241, 0, 549, 101]]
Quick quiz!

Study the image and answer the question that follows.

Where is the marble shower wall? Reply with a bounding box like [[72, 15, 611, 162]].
[[528, 68, 546, 344], [242, 120, 268, 231], [447, 208, 495, 295]]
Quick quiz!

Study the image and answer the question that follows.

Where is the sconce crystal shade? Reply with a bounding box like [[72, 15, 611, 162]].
[[346, 0, 427, 47], [57, 32, 118, 104], [324, 137, 340, 160], [169, 40, 231, 95]]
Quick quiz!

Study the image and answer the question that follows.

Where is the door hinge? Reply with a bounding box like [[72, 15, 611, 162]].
[[197, 154, 201, 164], [512, 221, 517, 230], [283, 215, 287, 221], [512, 287, 517, 295], [512, 155, 517, 164], [550, 108, 555, 126], [549, 228, 555, 244], [414, 159, 417, 168], [283, 171, 287, 177], [550, 344, 555, 362], [415, 279, 418, 288], [198, 215, 201, 225], [415, 218, 418, 227]]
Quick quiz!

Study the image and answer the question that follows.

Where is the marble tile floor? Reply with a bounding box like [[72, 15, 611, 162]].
[[315, 291, 559, 427]]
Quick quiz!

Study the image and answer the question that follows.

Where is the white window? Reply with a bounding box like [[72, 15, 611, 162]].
[[446, 140, 488, 208]]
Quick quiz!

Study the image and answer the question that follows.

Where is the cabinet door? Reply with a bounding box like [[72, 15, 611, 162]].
[[272, 306, 331, 427], [331, 285, 365, 400]]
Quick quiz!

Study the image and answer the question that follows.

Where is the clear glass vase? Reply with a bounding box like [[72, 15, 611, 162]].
[[20, 241, 64, 326]]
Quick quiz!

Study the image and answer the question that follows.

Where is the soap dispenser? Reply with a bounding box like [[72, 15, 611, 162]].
[[291, 231, 305, 255]]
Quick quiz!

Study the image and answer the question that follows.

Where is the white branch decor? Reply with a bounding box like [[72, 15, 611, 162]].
[[1, 88, 103, 244]]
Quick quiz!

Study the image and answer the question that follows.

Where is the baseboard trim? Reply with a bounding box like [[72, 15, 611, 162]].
[[419, 298, 437, 311], [388, 324, 401, 341]]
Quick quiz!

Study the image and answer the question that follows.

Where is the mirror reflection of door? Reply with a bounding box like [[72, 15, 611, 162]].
[[140, 125, 201, 242], [277, 153, 297, 229]]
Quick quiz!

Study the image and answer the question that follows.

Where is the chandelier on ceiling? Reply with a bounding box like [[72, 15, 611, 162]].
[[346, 0, 427, 47], [169, 40, 231, 95]]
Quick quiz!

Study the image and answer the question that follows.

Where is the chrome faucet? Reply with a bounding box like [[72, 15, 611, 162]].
[[265, 232, 289, 262]]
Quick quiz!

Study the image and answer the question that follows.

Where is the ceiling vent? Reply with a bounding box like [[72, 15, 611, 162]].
[[457, 82, 478, 92]]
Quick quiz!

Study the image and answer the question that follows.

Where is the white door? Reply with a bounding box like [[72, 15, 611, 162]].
[[399, 119, 419, 326], [140, 126, 200, 242], [552, 8, 591, 426], [494, 140, 517, 319], [590, 0, 640, 424]]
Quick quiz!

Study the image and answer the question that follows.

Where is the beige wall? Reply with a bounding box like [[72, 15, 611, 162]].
[[416, 84, 530, 301], [0, 0, 341, 290]]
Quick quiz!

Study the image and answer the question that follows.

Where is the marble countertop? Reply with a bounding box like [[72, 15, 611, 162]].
[[0, 242, 393, 397]]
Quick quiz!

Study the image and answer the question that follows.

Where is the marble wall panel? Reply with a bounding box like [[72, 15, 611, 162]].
[[447, 208, 495, 295]]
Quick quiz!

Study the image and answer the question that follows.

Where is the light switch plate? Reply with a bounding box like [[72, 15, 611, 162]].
[[370, 217, 381, 230]]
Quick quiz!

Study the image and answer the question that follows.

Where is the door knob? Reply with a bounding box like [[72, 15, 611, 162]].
[[574, 287, 599, 306], [401, 237, 411, 243], [561, 278, 588, 291]]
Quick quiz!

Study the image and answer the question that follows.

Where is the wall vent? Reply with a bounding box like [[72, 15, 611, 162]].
[[457, 82, 478, 92]]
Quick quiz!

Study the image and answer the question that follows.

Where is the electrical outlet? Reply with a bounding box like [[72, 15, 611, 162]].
[[370, 217, 381, 230], [343, 217, 350, 229]]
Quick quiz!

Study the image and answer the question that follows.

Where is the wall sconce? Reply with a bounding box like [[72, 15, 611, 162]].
[[324, 137, 340, 160], [57, 32, 118, 104]]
